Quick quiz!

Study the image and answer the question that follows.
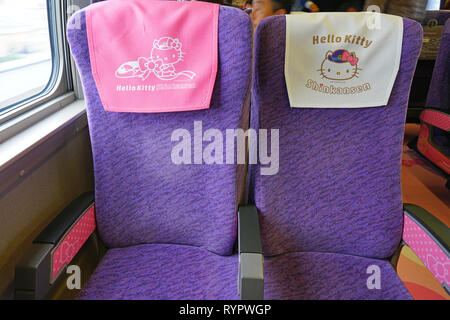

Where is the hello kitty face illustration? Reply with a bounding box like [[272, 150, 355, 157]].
[[150, 37, 184, 66], [319, 49, 360, 81]]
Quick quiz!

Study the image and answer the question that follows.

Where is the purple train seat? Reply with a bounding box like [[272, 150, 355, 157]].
[[425, 18, 450, 112], [423, 10, 450, 26], [412, 19, 450, 177], [407, 10, 450, 122], [66, 3, 252, 299], [250, 15, 423, 299]]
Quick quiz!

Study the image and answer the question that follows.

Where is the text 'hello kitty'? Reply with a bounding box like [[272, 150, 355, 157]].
[[313, 34, 373, 49]]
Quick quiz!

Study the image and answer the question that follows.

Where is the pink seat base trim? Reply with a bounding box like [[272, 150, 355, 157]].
[[420, 109, 450, 131], [417, 124, 450, 174], [51, 205, 96, 282]]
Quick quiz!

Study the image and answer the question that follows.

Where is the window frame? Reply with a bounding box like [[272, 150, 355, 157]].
[[0, 0, 73, 136]]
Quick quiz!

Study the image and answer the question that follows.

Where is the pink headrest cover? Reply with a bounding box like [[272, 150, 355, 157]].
[[86, 0, 219, 113]]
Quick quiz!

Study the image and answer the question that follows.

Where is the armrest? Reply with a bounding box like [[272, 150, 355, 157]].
[[403, 204, 449, 292], [15, 192, 95, 300], [238, 205, 264, 300], [419, 109, 450, 131]]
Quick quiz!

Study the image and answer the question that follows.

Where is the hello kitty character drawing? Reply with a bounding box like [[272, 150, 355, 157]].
[[115, 37, 196, 81], [318, 49, 361, 81]]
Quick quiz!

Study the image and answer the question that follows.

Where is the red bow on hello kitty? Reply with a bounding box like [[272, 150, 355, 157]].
[[138, 57, 159, 73], [342, 51, 358, 66], [153, 37, 182, 51]]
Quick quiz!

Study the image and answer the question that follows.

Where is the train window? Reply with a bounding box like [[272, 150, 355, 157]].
[[426, 0, 442, 10], [0, 0, 56, 114]]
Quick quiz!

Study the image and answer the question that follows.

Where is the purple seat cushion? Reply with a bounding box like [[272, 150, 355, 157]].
[[67, 6, 252, 255], [250, 16, 423, 259], [78, 244, 239, 300], [264, 252, 412, 300]]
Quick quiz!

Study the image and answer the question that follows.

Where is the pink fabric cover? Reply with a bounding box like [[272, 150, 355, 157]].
[[51, 205, 96, 281], [403, 215, 450, 286], [86, 0, 219, 113]]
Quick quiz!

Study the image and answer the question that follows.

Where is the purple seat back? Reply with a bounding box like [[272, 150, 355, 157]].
[[425, 19, 450, 111], [67, 6, 252, 255], [423, 10, 450, 25], [250, 16, 422, 259]]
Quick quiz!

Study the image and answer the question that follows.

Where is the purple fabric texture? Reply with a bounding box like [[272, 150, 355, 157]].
[[67, 6, 252, 256], [264, 252, 412, 300], [250, 17, 423, 259], [425, 18, 450, 111], [78, 244, 239, 299], [425, 19, 450, 162]]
